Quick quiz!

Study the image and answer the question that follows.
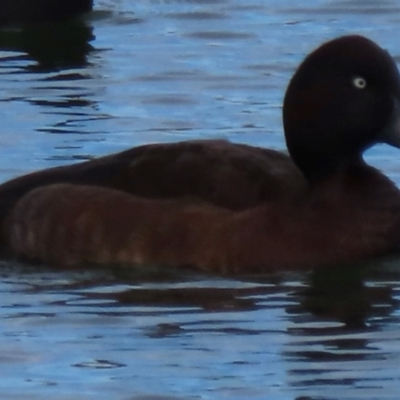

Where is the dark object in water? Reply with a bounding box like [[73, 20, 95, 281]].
[[0, 0, 93, 25]]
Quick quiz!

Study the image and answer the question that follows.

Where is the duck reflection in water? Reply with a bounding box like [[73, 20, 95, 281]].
[[289, 262, 396, 329], [283, 262, 398, 395], [0, 18, 94, 70]]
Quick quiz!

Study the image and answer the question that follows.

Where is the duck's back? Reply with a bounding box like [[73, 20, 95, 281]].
[[122, 140, 306, 209], [0, 140, 305, 214]]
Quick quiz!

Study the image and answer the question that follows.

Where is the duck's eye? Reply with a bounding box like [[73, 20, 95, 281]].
[[352, 76, 367, 89]]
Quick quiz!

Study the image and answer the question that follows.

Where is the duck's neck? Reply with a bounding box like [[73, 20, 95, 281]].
[[304, 156, 366, 185]]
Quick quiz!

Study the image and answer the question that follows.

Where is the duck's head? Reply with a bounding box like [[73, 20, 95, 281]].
[[283, 35, 400, 180]]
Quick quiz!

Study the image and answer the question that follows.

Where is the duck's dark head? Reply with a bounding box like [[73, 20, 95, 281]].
[[283, 35, 400, 180]]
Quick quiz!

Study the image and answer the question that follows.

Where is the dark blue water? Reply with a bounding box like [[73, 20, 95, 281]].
[[1, 1, 400, 399]]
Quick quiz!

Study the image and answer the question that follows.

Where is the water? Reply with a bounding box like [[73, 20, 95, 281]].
[[1, 0, 400, 399]]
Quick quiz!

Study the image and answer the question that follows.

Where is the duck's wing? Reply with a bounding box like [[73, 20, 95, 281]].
[[0, 139, 304, 219], [114, 140, 305, 209]]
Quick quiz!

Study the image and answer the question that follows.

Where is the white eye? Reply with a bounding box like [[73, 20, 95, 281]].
[[352, 76, 367, 89]]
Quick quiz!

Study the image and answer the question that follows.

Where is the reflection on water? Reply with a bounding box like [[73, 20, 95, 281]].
[[1, 0, 400, 399], [299, 264, 395, 328], [2, 259, 400, 399], [0, 19, 94, 70], [285, 263, 400, 399], [0, 17, 101, 178]]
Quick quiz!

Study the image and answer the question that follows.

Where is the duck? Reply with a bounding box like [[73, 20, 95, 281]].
[[0, 0, 93, 25], [3, 34, 400, 272]]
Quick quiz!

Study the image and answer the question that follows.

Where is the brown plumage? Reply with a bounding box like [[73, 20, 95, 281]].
[[3, 35, 400, 272]]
